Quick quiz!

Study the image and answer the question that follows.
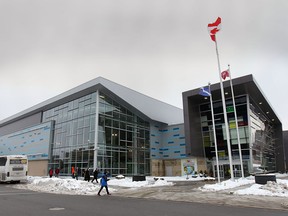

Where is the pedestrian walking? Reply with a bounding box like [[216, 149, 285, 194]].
[[77, 167, 81, 178], [49, 168, 53, 178], [55, 167, 60, 177], [71, 166, 75, 178], [84, 168, 90, 182], [91, 168, 99, 183], [98, 171, 110, 196], [74, 167, 79, 180]]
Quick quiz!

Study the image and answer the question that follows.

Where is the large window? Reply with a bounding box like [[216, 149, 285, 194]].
[[97, 93, 150, 176], [200, 95, 249, 161], [43, 93, 97, 176], [249, 99, 276, 172], [43, 91, 150, 176]]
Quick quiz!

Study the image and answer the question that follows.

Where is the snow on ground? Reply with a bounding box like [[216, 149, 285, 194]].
[[234, 179, 288, 197], [200, 173, 288, 197], [13, 173, 288, 197], [200, 177, 255, 191], [14, 175, 177, 195]]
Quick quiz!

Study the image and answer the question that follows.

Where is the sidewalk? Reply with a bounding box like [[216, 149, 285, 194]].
[[113, 179, 288, 211]]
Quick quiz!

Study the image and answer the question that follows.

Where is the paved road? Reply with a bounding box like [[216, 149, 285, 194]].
[[1, 183, 288, 216]]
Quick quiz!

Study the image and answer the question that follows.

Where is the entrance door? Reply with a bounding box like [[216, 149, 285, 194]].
[[223, 164, 231, 179], [214, 164, 232, 179], [233, 164, 242, 178], [214, 165, 224, 178]]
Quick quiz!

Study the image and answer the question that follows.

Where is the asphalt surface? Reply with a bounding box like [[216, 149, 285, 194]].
[[1, 182, 288, 216], [112, 179, 288, 211]]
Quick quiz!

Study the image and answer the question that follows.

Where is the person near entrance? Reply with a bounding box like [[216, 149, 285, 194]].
[[91, 168, 99, 183]]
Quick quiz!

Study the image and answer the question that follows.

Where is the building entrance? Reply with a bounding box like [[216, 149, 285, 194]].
[[214, 164, 242, 179]]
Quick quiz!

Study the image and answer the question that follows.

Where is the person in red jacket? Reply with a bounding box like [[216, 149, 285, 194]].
[[49, 168, 53, 178], [55, 167, 60, 177], [71, 166, 75, 178]]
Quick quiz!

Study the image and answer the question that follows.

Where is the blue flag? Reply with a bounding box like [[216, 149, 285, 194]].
[[199, 87, 211, 97]]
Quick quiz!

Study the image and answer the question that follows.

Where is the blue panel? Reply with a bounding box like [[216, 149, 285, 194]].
[[0, 122, 52, 160]]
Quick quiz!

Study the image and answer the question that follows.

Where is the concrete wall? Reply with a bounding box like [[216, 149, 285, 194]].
[[151, 159, 182, 176], [28, 160, 48, 176], [196, 157, 208, 174], [151, 157, 208, 177]]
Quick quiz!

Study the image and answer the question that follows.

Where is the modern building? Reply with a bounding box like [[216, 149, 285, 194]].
[[183, 74, 286, 178], [1, 75, 287, 178], [0, 77, 186, 177]]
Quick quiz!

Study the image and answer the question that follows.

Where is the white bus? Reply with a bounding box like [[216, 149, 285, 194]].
[[0, 155, 28, 183]]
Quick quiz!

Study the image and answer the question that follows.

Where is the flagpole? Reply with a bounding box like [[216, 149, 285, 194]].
[[209, 82, 220, 183], [215, 39, 234, 181], [228, 65, 244, 178]]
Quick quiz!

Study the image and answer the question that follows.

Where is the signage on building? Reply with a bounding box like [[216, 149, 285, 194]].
[[226, 106, 234, 113]]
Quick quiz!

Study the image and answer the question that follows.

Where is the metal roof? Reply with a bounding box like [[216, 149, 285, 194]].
[[0, 77, 183, 126]]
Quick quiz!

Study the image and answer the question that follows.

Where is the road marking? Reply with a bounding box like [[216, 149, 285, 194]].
[[49, 207, 65, 211]]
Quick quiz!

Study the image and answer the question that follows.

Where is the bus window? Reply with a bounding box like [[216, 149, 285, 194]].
[[0, 157, 7, 166], [10, 159, 27, 165]]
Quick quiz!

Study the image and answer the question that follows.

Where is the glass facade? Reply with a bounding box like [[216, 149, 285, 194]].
[[200, 95, 250, 177], [199, 94, 277, 177], [42, 91, 150, 176], [42, 93, 97, 176], [98, 92, 150, 176], [249, 98, 276, 172]]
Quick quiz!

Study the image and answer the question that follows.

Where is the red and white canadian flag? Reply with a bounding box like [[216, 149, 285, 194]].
[[221, 69, 230, 80], [207, 17, 221, 42]]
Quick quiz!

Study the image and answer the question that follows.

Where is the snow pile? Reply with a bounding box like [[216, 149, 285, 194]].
[[235, 179, 288, 197], [13, 173, 288, 198], [199, 174, 288, 197], [200, 178, 254, 191], [22, 176, 103, 195], [160, 176, 215, 182], [15, 176, 175, 195], [109, 177, 174, 188]]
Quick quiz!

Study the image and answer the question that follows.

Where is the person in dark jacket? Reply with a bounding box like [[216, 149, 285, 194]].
[[74, 167, 79, 180], [91, 168, 99, 183], [84, 168, 90, 182], [97, 171, 110, 196]]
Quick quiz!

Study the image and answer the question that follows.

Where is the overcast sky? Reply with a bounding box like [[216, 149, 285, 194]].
[[0, 0, 288, 130]]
